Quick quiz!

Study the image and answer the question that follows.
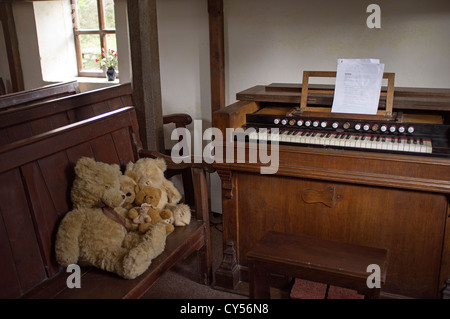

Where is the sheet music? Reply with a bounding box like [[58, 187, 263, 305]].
[[331, 59, 384, 115]]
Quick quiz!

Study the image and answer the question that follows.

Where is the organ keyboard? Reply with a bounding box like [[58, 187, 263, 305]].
[[234, 113, 450, 157]]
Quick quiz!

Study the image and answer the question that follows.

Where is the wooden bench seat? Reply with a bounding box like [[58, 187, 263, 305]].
[[22, 221, 206, 299], [0, 106, 212, 299], [247, 231, 388, 299], [0, 80, 80, 111]]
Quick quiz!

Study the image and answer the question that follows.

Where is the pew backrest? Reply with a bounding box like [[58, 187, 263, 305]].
[[0, 81, 80, 110], [0, 83, 133, 147]]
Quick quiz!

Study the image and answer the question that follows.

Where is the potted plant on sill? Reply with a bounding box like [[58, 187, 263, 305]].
[[96, 48, 118, 81]]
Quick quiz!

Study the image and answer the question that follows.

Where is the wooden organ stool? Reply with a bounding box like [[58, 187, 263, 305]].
[[247, 231, 388, 299]]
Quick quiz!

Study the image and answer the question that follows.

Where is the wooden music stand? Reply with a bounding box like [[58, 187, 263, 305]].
[[292, 71, 396, 121]]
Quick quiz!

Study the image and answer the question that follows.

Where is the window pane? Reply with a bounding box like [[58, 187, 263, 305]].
[[77, 0, 99, 30], [103, 0, 116, 29], [79, 34, 101, 71], [106, 34, 118, 71], [106, 34, 117, 52]]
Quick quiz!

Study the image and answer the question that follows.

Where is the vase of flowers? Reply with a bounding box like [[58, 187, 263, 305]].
[[96, 48, 118, 81]]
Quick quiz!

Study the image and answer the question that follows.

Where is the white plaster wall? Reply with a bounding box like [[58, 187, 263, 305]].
[[225, 0, 450, 104], [0, 22, 11, 93], [157, 0, 211, 121], [11, 2, 46, 90], [34, 1, 78, 81], [156, 0, 222, 212]]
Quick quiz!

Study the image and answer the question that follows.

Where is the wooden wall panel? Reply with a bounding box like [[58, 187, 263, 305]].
[[90, 134, 121, 165], [111, 128, 137, 168], [0, 169, 47, 297], [0, 209, 21, 298], [22, 160, 64, 277], [91, 101, 111, 115]]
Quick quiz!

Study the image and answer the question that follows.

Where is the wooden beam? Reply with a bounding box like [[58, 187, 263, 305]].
[[127, 0, 164, 152], [208, 0, 225, 112], [0, 2, 25, 93]]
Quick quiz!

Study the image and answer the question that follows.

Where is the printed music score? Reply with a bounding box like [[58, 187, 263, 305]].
[[331, 59, 385, 115]]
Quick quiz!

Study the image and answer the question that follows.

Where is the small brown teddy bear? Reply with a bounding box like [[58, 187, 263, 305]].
[[120, 171, 139, 211], [126, 158, 191, 226], [128, 184, 175, 234]]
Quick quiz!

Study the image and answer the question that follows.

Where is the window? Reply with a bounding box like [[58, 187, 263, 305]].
[[71, 0, 117, 77]]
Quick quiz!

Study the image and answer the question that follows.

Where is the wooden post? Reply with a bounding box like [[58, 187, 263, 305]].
[[208, 0, 225, 112], [0, 2, 24, 93], [127, 0, 164, 152]]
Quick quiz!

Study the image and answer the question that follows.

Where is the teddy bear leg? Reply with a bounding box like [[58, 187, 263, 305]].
[[122, 222, 167, 279], [122, 231, 142, 249], [55, 210, 85, 266], [88, 246, 130, 278], [165, 223, 175, 234]]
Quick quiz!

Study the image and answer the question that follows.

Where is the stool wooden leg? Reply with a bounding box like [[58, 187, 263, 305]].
[[249, 261, 271, 299]]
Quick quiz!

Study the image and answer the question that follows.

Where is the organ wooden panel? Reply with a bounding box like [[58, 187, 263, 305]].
[[213, 84, 450, 299]]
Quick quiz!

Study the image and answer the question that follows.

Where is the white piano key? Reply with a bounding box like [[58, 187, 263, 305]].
[[245, 126, 434, 154]]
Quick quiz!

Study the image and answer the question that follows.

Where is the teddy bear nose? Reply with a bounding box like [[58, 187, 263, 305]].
[[126, 192, 131, 197]]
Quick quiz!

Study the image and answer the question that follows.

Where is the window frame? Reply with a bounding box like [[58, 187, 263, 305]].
[[71, 0, 117, 78]]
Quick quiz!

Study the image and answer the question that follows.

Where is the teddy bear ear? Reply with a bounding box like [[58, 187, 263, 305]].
[[155, 158, 167, 172], [74, 157, 96, 176], [125, 161, 134, 172], [110, 163, 121, 173], [134, 184, 142, 193], [125, 170, 138, 182]]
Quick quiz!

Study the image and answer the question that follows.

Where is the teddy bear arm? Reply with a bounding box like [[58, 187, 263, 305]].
[[127, 207, 139, 219], [159, 209, 172, 220], [162, 180, 182, 204]]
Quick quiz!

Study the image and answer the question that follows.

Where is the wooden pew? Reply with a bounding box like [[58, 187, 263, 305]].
[[0, 82, 192, 147], [0, 82, 194, 204], [0, 106, 213, 299], [0, 82, 195, 207], [0, 80, 80, 110], [0, 83, 132, 146]]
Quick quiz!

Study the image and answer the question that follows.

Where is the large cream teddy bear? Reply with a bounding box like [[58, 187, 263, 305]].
[[125, 158, 191, 226], [55, 157, 167, 279]]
